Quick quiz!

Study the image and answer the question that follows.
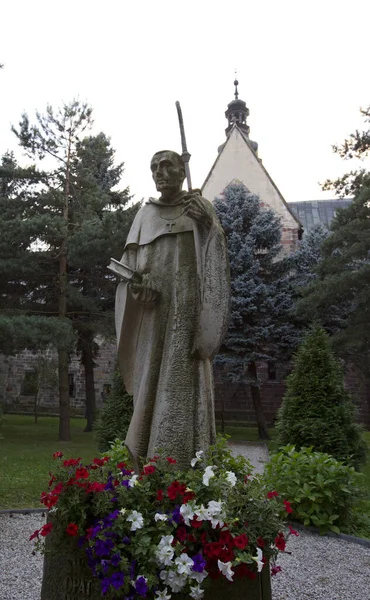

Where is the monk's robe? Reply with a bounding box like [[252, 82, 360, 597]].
[[115, 191, 230, 468]]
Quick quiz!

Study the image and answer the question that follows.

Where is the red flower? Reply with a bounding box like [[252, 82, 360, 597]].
[[220, 546, 234, 562], [283, 500, 293, 514], [176, 527, 187, 542], [156, 489, 164, 501], [86, 482, 105, 493], [204, 542, 223, 559], [40, 491, 59, 509], [66, 523, 79, 536], [40, 523, 53, 537], [275, 533, 286, 551], [235, 564, 256, 580], [183, 490, 195, 503], [187, 534, 196, 543], [288, 525, 299, 537], [167, 481, 186, 500], [63, 458, 81, 468], [75, 467, 89, 480], [117, 461, 127, 470], [219, 530, 234, 547], [48, 474, 56, 488], [29, 529, 40, 541], [233, 534, 249, 550], [200, 531, 208, 544], [166, 457, 177, 464], [143, 465, 156, 475], [267, 490, 279, 499], [91, 457, 109, 469], [256, 536, 265, 548], [190, 516, 203, 528], [53, 451, 63, 459], [271, 565, 282, 576]]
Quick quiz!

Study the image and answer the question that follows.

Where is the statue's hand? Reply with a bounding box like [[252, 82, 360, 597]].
[[183, 192, 213, 230], [129, 274, 159, 305]]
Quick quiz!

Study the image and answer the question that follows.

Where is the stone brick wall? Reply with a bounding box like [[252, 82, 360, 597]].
[[0, 341, 117, 417]]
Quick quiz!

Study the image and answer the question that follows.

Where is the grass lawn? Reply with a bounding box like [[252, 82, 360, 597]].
[[0, 416, 265, 509], [0, 415, 97, 509]]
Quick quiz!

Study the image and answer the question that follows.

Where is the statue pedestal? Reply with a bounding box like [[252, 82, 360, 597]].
[[41, 532, 272, 600]]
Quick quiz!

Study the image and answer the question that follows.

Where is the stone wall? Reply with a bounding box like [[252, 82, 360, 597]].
[[0, 341, 116, 417], [214, 362, 370, 429]]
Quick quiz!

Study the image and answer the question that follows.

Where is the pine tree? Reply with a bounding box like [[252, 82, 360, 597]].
[[275, 325, 367, 468], [0, 152, 73, 354], [297, 187, 370, 370], [322, 106, 370, 197], [214, 183, 299, 439], [12, 100, 94, 441], [94, 370, 133, 453]]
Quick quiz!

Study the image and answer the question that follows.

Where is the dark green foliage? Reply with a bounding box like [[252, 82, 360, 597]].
[[264, 445, 363, 533], [275, 325, 367, 468], [297, 187, 370, 369], [322, 106, 370, 197], [94, 371, 133, 452]]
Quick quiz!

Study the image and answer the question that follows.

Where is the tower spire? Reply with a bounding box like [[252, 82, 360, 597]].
[[224, 77, 258, 153]]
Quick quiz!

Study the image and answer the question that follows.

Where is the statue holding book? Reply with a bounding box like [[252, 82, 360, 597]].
[[111, 109, 230, 468]]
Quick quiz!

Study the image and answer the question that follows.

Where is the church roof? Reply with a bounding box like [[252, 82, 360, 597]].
[[288, 199, 353, 232]]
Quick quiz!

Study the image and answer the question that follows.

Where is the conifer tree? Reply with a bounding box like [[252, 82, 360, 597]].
[[214, 183, 298, 439], [275, 325, 367, 468], [94, 370, 133, 452]]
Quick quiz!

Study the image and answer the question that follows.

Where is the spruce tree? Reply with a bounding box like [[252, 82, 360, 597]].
[[214, 183, 298, 439], [275, 325, 367, 468], [94, 370, 133, 453]]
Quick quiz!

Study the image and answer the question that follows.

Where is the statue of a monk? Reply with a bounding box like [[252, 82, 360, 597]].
[[115, 150, 230, 468]]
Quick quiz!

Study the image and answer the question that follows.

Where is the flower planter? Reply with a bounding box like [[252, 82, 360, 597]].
[[41, 530, 272, 600]]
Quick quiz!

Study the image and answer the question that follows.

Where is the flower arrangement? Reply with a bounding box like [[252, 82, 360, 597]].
[[31, 437, 296, 599]]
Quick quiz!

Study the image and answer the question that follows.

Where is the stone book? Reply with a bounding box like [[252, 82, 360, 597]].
[[107, 258, 142, 283]]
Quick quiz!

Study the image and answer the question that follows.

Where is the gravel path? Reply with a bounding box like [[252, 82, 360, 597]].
[[1, 513, 370, 600]]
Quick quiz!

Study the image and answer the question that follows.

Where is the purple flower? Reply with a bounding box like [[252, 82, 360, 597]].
[[101, 560, 109, 574], [101, 578, 110, 595], [121, 479, 130, 488], [192, 553, 206, 573], [171, 505, 181, 524], [123, 535, 131, 545], [135, 576, 148, 596], [129, 560, 137, 580], [94, 538, 114, 557], [90, 524, 102, 539], [111, 553, 121, 567], [110, 571, 125, 590]]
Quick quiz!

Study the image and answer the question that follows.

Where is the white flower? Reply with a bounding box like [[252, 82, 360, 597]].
[[156, 536, 175, 566], [158, 535, 174, 548], [207, 500, 225, 528], [160, 570, 172, 585], [252, 547, 264, 572], [202, 466, 216, 486], [190, 450, 204, 467], [155, 513, 168, 522], [180, 503, 194, 526], [175, 553, 194, 575], [190, 570, 208, 584], [226, 471, 237, 487], [190, 585, 205, 599], [195, 504, 210, 521], [119, 508, 126, 516], [217, 560, 234, 581], [155, 587, 172, 600], [126, 510, 144, 531], [207, 500, 223, 515], [128, 474, 139, 488], [168, 572, 187, 593]]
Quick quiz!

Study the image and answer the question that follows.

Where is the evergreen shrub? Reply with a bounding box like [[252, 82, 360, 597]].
[[275, 325, 367, 468], [94, 370, 133, 452], [264, 445, 363, 533]]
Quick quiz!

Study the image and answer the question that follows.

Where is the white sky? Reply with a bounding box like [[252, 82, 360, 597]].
[[1, 0, 369, 202]]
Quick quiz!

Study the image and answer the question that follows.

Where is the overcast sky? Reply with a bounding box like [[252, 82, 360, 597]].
[[1, 0, 369, 203]]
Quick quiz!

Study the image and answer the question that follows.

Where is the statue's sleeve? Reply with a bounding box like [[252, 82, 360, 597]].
[[192, 213, 230, 360], [115, 245, 143, 395]]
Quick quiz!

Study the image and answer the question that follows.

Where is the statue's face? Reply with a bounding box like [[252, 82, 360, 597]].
[[150, 151, 185, 199]]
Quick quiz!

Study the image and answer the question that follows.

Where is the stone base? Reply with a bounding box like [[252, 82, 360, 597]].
[[41, 531, 272, 600]]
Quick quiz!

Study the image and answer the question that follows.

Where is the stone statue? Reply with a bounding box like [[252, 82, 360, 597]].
[[114, 150, 230, 468]]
